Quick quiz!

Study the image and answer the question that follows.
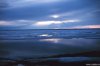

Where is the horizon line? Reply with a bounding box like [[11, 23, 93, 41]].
[[0, 28, 100, 31]]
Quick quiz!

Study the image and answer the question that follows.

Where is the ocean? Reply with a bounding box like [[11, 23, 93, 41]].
[[0, 29, 100, 66]]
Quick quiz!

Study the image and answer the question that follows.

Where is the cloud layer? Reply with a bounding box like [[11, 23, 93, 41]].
[[72, 25, 100, 29], [34, 19, 80, 26], [0, 0, 100, 29]]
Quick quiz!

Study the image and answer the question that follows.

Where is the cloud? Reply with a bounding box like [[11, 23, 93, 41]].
[[34, 21, 62, 26], [50, 14, 60, 18], [71, 25, 100, 29], [0, 20, 32, 26], [55, 8, 98, 19], [6, 0, 67, 8], [1, 20, 100, 29], [0, 21, 15, 26], [34, 19, 80, 26]]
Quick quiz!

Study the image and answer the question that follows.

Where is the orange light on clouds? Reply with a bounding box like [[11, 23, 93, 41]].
[[72, 25, 100, 29]]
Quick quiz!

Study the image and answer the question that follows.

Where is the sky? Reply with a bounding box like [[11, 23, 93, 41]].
[[0, 0, 100, 29]]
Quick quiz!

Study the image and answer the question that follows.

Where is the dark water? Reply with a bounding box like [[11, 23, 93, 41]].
[[0, 29, 100, 40], [0, 29, 100, 66]]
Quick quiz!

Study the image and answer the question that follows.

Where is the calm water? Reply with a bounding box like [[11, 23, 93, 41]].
[[0, 29, 100, 65], [0, 29, 100, 40]]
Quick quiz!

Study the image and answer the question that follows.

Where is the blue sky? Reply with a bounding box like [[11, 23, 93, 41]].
[[0, 0, 100, 29]]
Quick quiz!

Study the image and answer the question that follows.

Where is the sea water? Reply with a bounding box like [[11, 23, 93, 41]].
[[0, 29, 100, 65]]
